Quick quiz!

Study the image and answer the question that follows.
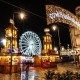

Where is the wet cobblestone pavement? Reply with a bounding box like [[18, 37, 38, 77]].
[[0, 73, 20, 80], [0, 63, 80, 80]]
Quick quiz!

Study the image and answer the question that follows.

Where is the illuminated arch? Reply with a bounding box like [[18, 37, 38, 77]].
[[46, 5, 80, 30]]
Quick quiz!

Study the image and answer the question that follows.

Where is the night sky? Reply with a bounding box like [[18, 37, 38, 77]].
[[0, 0, 80, 49]]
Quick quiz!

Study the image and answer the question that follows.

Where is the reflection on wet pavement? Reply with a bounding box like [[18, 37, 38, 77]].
[[0, 73, 20, 80], [0, 69, 46, 80], [0, 63, 79, 80], [21, 69, 46, 80]]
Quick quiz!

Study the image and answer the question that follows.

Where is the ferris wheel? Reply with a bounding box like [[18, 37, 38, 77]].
[[19, 31, 42, 56]]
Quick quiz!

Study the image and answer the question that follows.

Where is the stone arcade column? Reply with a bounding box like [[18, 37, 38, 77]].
[[70, 26, 80, 62]]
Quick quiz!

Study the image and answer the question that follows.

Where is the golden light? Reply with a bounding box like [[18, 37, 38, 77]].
[[8, 33, 12, 37], [19, 12, 25, 20], [52, 25, 57, 31], [44, 28, 50, 32], [46, 5, 80, 30]]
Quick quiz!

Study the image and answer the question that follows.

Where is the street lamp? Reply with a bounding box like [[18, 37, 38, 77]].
[[11, 11, 25, 52], [13, 12, 26, 21], [52, 25, 61, 55], [10, 11, 25, 75]]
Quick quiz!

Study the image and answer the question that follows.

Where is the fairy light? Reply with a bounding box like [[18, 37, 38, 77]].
[[46, 5, 80, 29], [49, 11, 80, 27]]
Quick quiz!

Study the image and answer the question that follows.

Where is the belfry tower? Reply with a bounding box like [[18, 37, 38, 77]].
[[5, 19, 18, 52], [43, 28, 52, 54]]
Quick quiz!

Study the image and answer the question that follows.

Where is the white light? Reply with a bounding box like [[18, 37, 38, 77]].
[[54, 47, 58, 51], [10, 19, 14, 25], [61, 46, 65, 51], [44, 28, 50, 32], [19, 12, 25, 19], [1, 39, 6, 46], [52, 25, 57, 31], [29, 41, 34, 49], [49, 11, 80, 28]]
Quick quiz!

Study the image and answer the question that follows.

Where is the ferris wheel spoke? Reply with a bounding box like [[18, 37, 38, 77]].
[[24, 50, 28, 55], [22, 44, 29, 47], [24, 34, 28, 39], [21, 42, 27, 45], [35, 48, 39, 52], [23, 37, 28, 41], [22, 49, 26, 53], [22, 45, 28, 48], [35, 44, 40, 47], [22, 48, 28, 52], [22, 39, 27, 43]]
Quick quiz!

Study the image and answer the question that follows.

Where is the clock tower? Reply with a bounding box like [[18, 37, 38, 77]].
[[43, 28, 52, 54], [5, 19, 18, 53]]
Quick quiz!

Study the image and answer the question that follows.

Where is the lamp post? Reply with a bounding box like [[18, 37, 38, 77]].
[[10, 11, 25, 75], [52, 25, 61, 55]]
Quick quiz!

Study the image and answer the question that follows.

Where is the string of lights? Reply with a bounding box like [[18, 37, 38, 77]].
[[46, 5, 80, 29], [1, 0, 79, 30], [49, 0, 76, 30], [0, 0, 46, 20]]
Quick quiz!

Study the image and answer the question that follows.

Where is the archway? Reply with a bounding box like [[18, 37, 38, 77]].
[[46, 5, 80, 53]]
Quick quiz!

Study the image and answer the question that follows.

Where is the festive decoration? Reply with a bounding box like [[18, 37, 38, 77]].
[[46, 5, 80, 30], [19, 31, 42, 56], [75, 6, 80, 17]]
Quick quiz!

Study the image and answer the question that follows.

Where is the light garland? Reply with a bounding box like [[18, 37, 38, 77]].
[[46, 5, 80, 29], [75, 6, 80, 16], [49, 11, 80, 27]]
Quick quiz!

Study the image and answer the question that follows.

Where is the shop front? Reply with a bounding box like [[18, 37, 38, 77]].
[[0, 56, 21, 73]]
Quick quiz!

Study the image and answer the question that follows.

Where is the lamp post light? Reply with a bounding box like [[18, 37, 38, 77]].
[[54, 47, 58, 54], [61, 46, 65, 51], [54, 47, 58, 51], [13, 12, 26, 21], [52, 25, 61, 55], [19, 12, 25, 20], [10, 11, 25, 75]]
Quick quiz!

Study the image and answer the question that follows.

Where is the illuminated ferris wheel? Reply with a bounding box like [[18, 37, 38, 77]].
[[19, 31, 42, 56]]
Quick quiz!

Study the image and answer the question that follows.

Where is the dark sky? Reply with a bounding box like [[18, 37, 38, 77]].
[[0, 0, 80, 49]]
